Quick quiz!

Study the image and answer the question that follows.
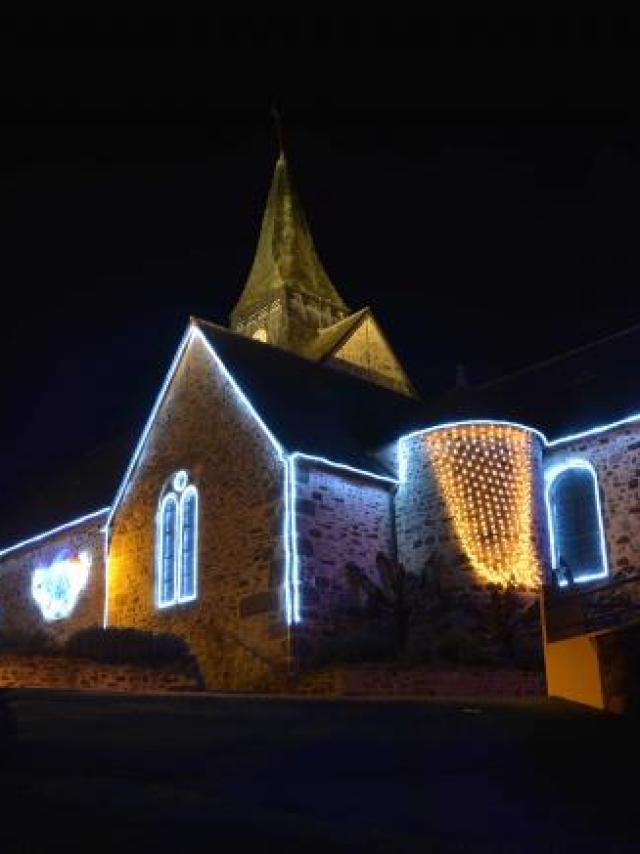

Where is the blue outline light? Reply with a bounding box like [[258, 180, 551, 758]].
[[193, 327, 284, 457], [288, 452, 399, 624], [289, 455, 300, 624], [97, 317, 640, 630], [283, 457, 293, 625], [0, 508, 110, 560], [107, 326, 195, 531], [548, 411, 640, 447], [194, 326, 294, 621], [544, 459, 609, 587], [173, 470, 189, 493], [155, 478, 199, 609], [178, 484, 198, 603], [156, 492, 179, 609], [289, 452, 398, 485], [397, 419, 546, 483], [103, 326, 194, 627]]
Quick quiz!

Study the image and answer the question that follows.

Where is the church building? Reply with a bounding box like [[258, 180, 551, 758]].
[[2, 150, 640, 697]]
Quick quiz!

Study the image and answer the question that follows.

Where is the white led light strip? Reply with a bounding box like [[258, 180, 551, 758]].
[[0, 508, 110, 560], [11, 325, 636, 628]]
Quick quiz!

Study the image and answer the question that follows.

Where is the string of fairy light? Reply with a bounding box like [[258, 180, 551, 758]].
[[426, 424, 541, 589]]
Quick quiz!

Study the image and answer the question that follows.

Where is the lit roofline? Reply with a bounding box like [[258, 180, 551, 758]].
[[397, 410, 640, 468], [547, 411, 640, 447], [397, 420, 547, 483], [400, 419, 548, 446], [106, 325, 196, 530], [288, 452, 398, 624], [289, 452, 398, 485], [99, 319, 640, 627], [0, 508, 110, 560]]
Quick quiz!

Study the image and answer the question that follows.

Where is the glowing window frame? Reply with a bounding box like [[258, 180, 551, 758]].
[[544, 459, 608, 587], [101, 317, 640, 629], [178, 484, 198, 603], [157, 493, 179, 608], [155, 474, 199, 609]]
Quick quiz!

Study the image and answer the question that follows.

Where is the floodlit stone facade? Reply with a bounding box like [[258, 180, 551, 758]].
[[106, 333, 290, 691], [396, 425, 548, 591], [3, 150, 640, 703], [329, 313, 415, 396], [545, 424, 640, 581], [292, 460, 395, 661], [0, 512, 105, 643]]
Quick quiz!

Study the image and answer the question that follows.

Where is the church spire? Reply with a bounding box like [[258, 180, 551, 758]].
[[229, 151, 349, 349]]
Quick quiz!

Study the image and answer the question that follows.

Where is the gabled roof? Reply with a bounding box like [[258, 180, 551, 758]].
[[230, 153, 348, 322], [12, 315, 640, 553], [194, 318, 429, 475], [463, 322, 640, 440], [301, 308, 369, 361]]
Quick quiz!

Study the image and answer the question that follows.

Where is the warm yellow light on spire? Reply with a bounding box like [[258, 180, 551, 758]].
[[427, 424, 541, 589]]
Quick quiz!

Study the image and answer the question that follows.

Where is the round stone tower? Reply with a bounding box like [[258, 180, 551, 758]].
[[396, 421, 549, 592]]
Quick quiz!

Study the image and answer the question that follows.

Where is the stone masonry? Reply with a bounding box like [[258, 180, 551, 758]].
[[544, 423, 640, 580], [107, 333, 290, 691], [395, 427, 549, 591], [292, 459, 395, 661], [0, 513, 106, 643]]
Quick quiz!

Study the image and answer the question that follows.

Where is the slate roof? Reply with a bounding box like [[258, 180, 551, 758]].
[[459, 322, 640, 441], [5, 317, 640, 553], [195, 318, 430, 475]]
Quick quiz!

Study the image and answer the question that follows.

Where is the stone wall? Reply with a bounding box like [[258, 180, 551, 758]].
[[0, 653, 198, 692], [330, 313, 414, 396], [0, 512, 107, 643], [544, 423, 640, 580], [107, 332, 290, 692], [292, 459, 395, 660], [396, 424, 548, 591], [292, 666, 545, 698]]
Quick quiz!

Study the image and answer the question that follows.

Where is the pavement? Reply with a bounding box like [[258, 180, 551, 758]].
[[0, 688, 637, 852]]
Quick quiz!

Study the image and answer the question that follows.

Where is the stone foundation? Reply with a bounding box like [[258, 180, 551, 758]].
[[0, 654, 200, 692], [291, 666, 545, 698]]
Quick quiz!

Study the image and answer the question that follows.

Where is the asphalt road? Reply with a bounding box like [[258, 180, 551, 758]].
[[0, 689, 637, 852]]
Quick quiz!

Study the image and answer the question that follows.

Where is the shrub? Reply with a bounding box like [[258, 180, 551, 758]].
[[0, 629, 59, 657], [64, 627, 192, 669], [308, 623, 396, 668], [435, 627, 490, 666]]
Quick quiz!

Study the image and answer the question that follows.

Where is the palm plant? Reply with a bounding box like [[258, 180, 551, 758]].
[[346, 552, 425, 653]]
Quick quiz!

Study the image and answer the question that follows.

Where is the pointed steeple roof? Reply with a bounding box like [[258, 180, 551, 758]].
[[231, 152, 349, 322]]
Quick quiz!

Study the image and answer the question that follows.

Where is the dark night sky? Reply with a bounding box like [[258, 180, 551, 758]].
[[2, 14, 640, 542]]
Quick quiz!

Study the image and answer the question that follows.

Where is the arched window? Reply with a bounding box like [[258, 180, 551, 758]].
[[180, 486, 198, 601], [158, 495, 178, 606], [156, 471, 198, 607], [545, 461, 608, 586]]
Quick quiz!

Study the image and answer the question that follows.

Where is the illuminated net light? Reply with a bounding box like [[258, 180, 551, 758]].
[[426, 424, 542, 589]]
